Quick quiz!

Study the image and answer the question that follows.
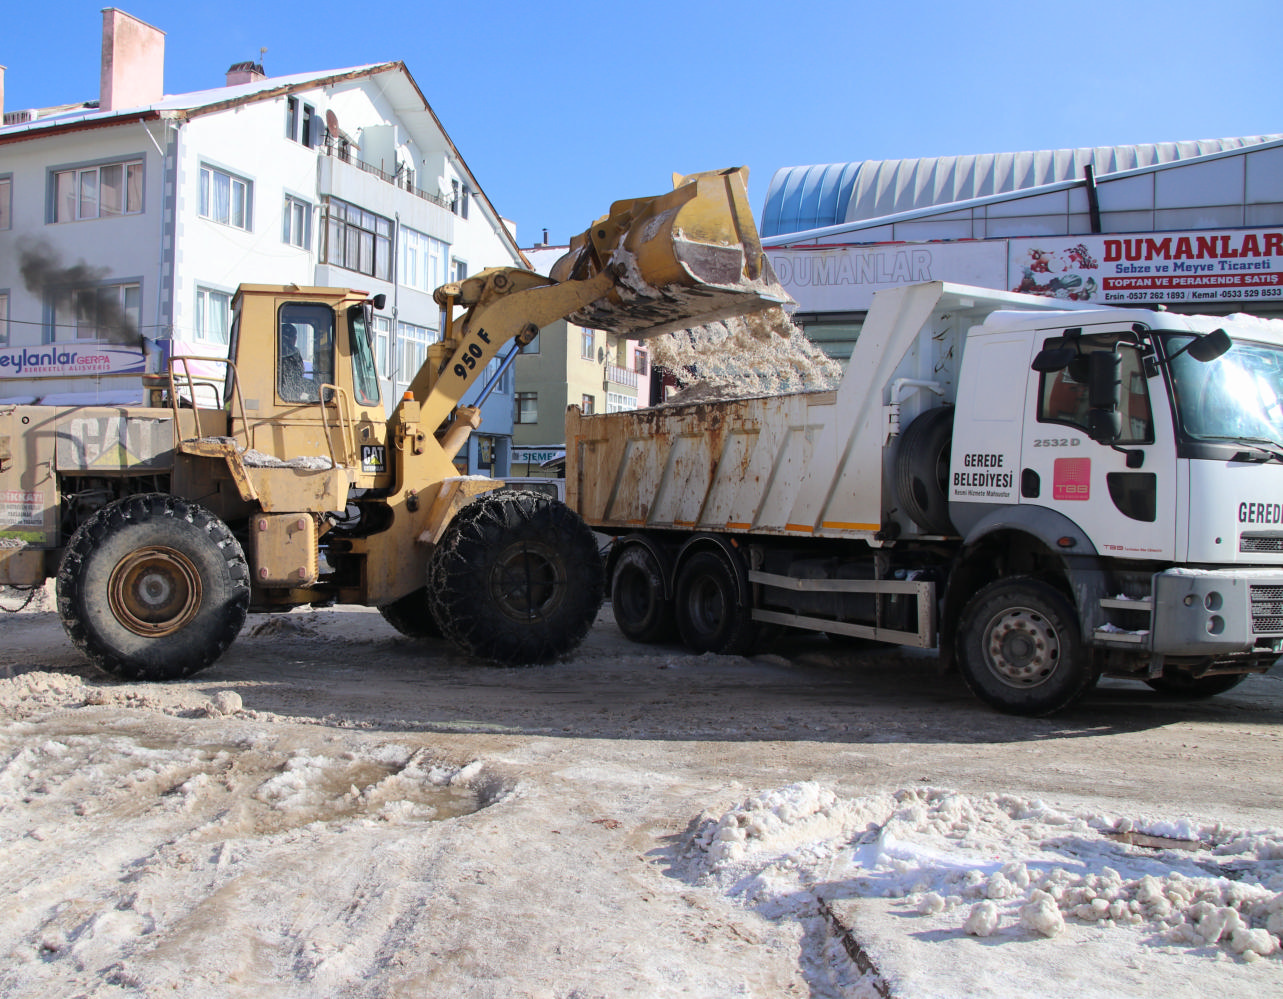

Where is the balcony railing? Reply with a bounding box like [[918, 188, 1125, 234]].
[[322, 132, 455, 212], [605, 364, 639, 389]]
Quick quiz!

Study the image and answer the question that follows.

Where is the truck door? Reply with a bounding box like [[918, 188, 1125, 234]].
[[1021, 330, 1177, 560]]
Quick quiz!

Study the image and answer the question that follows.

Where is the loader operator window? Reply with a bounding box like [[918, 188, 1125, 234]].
[[278, 304, 335, 403], [347, 305, 381, 407], [1037, 334, 1153, 444]]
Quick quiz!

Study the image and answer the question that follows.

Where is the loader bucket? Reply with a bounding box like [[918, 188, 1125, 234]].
[[548, 167, 792, 339]]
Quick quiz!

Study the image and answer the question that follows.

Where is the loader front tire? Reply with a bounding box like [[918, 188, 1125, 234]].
[[56, 494, 250, 680], [428, 491, 604, 664]]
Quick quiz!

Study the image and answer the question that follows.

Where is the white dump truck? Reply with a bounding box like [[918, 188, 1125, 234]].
[[567, 281, 1283, 715]]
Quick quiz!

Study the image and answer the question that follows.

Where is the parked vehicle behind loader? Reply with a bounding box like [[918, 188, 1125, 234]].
[[0, 167, 789, 680]]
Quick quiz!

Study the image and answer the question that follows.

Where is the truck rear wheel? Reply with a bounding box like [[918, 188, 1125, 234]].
[[378, 587, 442, 639], [956, 577, 1094, 716], [56, 494, 250, 680], [611, 545, 677, 644], [428, 491, 604, 664], [674, 550, 757, 655]]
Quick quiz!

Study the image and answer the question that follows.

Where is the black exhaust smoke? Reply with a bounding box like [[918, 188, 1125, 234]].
[[17, 239, 144, 349]]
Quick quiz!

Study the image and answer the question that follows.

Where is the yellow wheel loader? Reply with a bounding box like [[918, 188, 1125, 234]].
[[0, 168, 788, 679]]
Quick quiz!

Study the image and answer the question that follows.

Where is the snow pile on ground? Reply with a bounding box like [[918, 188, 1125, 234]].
[[684, 783, 1283, 995]]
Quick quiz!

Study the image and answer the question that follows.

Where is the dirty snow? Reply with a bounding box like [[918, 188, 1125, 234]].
[[0, 599, 1281, 997], [651, 305, 843, 402]]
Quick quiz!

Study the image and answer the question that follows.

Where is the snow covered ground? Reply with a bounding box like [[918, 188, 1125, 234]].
[[0, 600, 1281, 997]]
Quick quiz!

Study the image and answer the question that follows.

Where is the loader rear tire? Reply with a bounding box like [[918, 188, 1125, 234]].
[[611, 544, 677, 644], [428, 491, 604, 664], [378, 588, 442, 639], [56, 494, 250, 680]]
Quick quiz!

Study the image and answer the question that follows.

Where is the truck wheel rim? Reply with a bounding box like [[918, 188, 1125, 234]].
[[984, 606, 1059, 688], [108, 546, 203, 637], [491, 542, 563, 621]]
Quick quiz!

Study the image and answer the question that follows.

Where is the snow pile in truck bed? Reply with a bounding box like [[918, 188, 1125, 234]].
[[651, 305, 842, 403]]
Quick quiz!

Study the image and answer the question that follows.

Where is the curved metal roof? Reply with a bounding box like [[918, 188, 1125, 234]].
[[761, 136, 1283, 237]]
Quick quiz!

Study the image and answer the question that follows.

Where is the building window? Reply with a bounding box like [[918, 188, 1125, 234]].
[[396, 321, 439, 386], [372, 315, 391, 378], [581, 394, 595, 415], [322, 197, 392, 281], [199, 164, 252, 231], [0, 292, 8, 347], [53, 159, 143, 222], [607, 391, 633, 413], [581, 329, 595, 359], [0, 177, 10, 230], [195, 287, 231, 344], [283, 196, 311, 249], [451, 258, 468, 282], [451, 180, 470, 219], [53, 281, 140, 342], [515, 391, 538, 424], [302, 104, 317, 148], [286, 97, 316, 146], [398, 227, 448, 295], [634, 348, 648, 376]]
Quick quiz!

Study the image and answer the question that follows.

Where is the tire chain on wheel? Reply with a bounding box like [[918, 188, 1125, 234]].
[[57, 493, 250, 680], [427, 490, 604, 665]]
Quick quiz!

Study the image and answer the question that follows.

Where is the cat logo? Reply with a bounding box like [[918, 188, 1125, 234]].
[[361, 444, 387, 473]]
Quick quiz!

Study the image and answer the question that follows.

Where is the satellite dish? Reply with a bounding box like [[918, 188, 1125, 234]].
[[325, 109, 339, 135]]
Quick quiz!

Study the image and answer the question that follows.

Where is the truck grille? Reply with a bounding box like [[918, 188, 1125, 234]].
[[1251, 585, 1283, 634], [1240, 535, 1283, 553]]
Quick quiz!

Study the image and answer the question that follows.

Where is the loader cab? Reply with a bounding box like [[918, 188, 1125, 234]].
[[226, 285, 391, 489]]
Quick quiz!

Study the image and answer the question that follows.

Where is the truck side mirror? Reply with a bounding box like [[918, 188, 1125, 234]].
[[1032, 347, 1075, 372], [1087, 408, 1122, 445], [1188, 328, 1231, 362], [1088, 349, 1121, 410], [1085, 350, 1123, 446]]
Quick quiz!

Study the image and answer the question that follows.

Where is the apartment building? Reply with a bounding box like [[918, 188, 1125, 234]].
[[0, 8, 523, 475]]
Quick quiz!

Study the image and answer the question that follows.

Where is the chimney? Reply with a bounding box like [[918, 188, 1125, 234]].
[[100, 9, 165, 113], [226, 61, 266, 87]]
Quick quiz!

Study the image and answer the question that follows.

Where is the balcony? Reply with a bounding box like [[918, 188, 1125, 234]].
[[321, 132, 454, 212], [605, 364, 639, 389]]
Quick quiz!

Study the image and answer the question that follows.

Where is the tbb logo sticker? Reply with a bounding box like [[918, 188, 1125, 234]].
[[1052, 457, 1090, 501]]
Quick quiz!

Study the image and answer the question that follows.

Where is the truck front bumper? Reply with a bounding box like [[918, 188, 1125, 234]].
[[1151, 568, 1283, 656]]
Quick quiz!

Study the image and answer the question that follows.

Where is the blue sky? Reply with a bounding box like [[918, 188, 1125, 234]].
[[4, 0, 1280, 248]]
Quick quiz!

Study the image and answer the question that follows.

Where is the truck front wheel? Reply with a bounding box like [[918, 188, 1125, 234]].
[[56, 494, 250, 680], [611, 545, 677, 644], [956, 577, 1094, 716], [674, 550, 757, 655], [428, 491, 604, 664]]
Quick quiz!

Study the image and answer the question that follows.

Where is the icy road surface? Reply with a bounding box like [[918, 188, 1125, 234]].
[[1, 597, 1282, 998]]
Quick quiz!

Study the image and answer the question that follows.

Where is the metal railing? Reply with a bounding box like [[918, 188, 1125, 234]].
[[321, 132, 455, 212]]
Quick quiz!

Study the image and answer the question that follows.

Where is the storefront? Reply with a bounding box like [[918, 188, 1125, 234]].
[[761, 136, 1283, 351]]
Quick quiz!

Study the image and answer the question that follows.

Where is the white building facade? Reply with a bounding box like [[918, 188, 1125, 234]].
[[0, 9, 523, 475]]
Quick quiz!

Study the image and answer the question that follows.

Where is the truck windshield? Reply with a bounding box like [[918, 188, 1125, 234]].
[[1165, 334, 1283, 445]]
